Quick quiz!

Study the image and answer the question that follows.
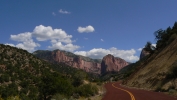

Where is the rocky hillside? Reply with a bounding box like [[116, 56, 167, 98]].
[[0, 44, 63, 99], [33, 50, 102, 74], [0, 44, 99, 100], [124, 22, 177, 91], [101, 54, 129, 75]]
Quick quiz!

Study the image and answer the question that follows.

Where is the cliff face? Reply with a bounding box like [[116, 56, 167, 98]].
[[33, 50, 101, 74], [33, 50, 129, 75], [53, 50, 101, 73], [101, 54, 129, 75], [140, 48, 150, 59]]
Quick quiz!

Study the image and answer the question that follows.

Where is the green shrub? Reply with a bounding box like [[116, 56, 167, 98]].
[[7, 96, 21, 100], [169, 89, 176, 95], [96, 82, 102, 85], [76, 84, 98, 97]]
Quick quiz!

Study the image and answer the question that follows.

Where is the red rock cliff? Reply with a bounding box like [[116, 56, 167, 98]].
[[50, 50, 101, 74], [101, 54, 129, 74], [33, 50, 129, 75]]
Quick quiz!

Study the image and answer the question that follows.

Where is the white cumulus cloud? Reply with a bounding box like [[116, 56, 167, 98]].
[[15, 40, 40, 52], [48, 40, 80, 52], [7, 25, 79, 52], [33, 25, 72, 43], [9, 32, 40, 52], [11, 32, 32, 42], [77, 25, 95, 33], [59, 9, 71, 14], [74, 47, 139, 62]]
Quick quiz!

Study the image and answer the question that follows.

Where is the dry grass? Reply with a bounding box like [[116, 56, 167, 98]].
[[126, 37, 177, 90]]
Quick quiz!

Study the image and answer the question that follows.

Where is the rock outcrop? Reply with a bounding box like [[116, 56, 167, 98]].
[[33, 50, 101, 74], [101, 54, 129, 75], [140, 48, 150, 59]]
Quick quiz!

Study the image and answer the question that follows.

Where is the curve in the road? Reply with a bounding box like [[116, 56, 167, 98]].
[[112, 83, 135, 100], [103, 82, 177, 100]]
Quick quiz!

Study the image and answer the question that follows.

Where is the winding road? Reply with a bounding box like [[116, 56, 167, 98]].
[[102, 82, 177, 100]]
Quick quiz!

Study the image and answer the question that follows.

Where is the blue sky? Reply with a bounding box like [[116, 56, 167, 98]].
[[1, 0, 177, 62]]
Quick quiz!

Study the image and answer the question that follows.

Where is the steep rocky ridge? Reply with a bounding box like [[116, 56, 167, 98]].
[[101, 54, 129, 75], [124, 35, 177, 91], [33, 50, 102, 74], [140, 48, 150, 59]]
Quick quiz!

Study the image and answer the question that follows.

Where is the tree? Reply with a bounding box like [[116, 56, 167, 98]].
[[73, 71, 87, 87], [144, 42, 155, 53], [154, 29, 165, 41], [166, 26, 172, 34], [39, 72, 73, 100], [172, 22, 177, 30]]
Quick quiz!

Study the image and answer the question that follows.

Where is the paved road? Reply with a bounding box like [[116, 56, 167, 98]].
[[102, 82, 177, 100]]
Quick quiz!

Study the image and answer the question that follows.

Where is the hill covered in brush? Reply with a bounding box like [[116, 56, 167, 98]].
[[0, 44, 98, 100]]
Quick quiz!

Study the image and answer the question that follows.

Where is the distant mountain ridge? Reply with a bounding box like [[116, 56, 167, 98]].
[[33, 49, 102, 63], [33, 50, 102, 74], [33, 50, 129, 75]]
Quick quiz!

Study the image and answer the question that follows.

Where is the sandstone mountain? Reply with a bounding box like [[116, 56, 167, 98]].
[[101, 54, 129, 75], [33, 50, 102, 74], [33, 50, 129, 75]]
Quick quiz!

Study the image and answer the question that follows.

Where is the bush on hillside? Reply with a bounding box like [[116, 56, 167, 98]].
[[75, 84, 98, 97]]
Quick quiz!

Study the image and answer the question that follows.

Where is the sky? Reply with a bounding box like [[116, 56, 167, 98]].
[[1, 0, 177, 62]]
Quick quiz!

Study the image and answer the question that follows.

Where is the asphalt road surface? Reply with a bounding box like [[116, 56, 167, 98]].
[[102, 82, 177, 100]]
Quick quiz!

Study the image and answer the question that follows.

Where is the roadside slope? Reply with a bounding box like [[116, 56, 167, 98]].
[[124, 34, 177, 91]]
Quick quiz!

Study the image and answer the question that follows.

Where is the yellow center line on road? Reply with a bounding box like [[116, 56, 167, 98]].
[[112, 83, 136, 100]]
